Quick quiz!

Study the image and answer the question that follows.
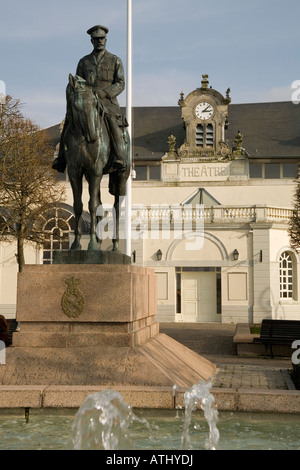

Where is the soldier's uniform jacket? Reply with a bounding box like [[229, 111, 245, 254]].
[[76, 50, 125, 116]]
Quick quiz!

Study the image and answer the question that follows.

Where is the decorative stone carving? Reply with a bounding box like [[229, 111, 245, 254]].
[[167, 134, 176, 153], [61, 277, 85, 318]]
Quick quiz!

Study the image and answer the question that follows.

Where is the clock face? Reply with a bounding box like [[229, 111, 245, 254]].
[[195, 102, 214, 120]]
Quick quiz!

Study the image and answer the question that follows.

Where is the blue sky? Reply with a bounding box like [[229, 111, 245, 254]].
[[1, 0, 299, 128]]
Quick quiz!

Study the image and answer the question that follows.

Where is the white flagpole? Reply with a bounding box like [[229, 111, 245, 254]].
[[125, 0, 132, 257]]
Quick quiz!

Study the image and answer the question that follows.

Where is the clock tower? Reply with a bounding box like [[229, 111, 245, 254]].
[[177, 74, 231, 160], [162, 75, 249, 183]]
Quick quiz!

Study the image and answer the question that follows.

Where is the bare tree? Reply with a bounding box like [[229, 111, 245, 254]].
[[289, 178, 300, 253], [0, 95, 65, 272]]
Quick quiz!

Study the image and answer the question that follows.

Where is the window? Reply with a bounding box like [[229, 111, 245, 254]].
[[196, 124, 214, 148], [206, 124, 214, 147], [135, 166, 161, 181], [283, 163, 297, 178], [41, 207, 75, 264], [249, 164, 262, 178], [265, 163, 280, 179], [135, 166, 147, 180], [249, 163, 298, 179], [149, 166, 161, 180], [279, 252, 294, 299], [196, 124, 204, 147]]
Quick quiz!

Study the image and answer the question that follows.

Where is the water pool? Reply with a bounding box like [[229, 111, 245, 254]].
[[1, 408, 300, 450]]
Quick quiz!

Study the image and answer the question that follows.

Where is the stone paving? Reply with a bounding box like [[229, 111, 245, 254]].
[[160, 323, 295, 391], [213, 364, 295, 390]]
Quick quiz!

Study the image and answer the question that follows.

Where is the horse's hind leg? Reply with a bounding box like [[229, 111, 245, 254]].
[[112, 195, 122, 253], [69, 175, 83, 250], [87, 175, 101, 251]]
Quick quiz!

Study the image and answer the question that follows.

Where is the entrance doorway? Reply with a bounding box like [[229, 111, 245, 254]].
[[176, 267, 221, 323]]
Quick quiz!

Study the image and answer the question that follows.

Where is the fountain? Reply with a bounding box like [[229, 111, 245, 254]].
[[181, 381, 219, 450], [69, 389, 148, 450], [68, 382, 219, 450]]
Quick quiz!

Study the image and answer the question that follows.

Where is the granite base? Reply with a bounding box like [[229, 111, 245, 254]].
[[3, 264, 216, 388]]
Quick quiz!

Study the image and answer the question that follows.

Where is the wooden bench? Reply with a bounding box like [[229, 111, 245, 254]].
[[253, 319, 300, 358]]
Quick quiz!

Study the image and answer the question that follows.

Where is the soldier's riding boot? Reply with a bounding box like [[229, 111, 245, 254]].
[[52, 153, 66, 173], [107, 116, 126, 171], [113, 156, 126, 171]]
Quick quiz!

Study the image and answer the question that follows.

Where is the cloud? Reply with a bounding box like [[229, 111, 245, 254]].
[[21, 91, 66, 128], [131, 69, 199, 106], [0, 0, 127, 40], [259, 85, 294, 103], [133, 0, 247, 25], [233, 84, 294, 105]]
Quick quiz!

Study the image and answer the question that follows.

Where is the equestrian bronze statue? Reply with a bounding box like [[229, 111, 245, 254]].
[[52, 25, 130, 252]]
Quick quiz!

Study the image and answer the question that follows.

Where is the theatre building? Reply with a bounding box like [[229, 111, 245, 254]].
[[1, 75, 300, 324]]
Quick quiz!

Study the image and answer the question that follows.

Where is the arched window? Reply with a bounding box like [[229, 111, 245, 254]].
[[196, 124, 214, 148], [40, 207, 75, 264], [279, 251, 294, 299]]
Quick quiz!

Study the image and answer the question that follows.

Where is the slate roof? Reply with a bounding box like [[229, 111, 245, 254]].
[[227, 102, 300, 159], [45, 101, 300, 162]]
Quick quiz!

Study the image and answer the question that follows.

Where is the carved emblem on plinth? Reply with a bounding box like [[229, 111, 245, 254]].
[[61, 277, 85, 318]]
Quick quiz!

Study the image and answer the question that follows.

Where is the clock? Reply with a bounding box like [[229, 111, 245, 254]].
[[195, 102, 214, 120]]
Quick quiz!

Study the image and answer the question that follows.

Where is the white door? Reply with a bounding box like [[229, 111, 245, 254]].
[[181, 271, 219, 322], [182, 273, 198, 322], [198, 272, 218, 322]]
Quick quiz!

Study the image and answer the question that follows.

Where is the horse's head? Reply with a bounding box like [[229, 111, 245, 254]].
[[67, 74, 99, 143]]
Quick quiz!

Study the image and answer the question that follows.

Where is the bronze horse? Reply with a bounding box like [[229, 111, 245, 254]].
[[64, 74, 130, 252]]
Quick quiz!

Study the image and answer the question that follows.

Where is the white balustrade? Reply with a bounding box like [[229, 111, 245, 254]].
[[132, 205, 292, 225]]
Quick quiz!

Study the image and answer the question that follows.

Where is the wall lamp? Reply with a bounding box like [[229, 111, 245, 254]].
[[132, 250, 136, 263], [233, 249, 239, 261], [156, 249, 163, 261], [260, 250, 263, 263]]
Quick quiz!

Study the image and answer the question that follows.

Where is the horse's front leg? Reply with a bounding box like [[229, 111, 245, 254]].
[[112, 196, 121, 253], [69, 175, 83, 250], [87, 174, 101, 251]]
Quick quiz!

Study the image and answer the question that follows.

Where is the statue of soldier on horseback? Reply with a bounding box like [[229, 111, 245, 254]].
[[52, 25, 130, 252]]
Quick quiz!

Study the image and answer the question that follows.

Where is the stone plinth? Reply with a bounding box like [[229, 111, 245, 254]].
[[14, 264, 158, 348], [3, 263, 216, 388], [3, 334, 216, 387]]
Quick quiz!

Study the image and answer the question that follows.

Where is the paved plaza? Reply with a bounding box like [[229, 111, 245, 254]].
[[214, 364, 294, 390], [160, 323, 295, 391]]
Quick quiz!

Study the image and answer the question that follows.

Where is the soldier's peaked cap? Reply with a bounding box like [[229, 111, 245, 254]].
[[87, 25, 109, 37]]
